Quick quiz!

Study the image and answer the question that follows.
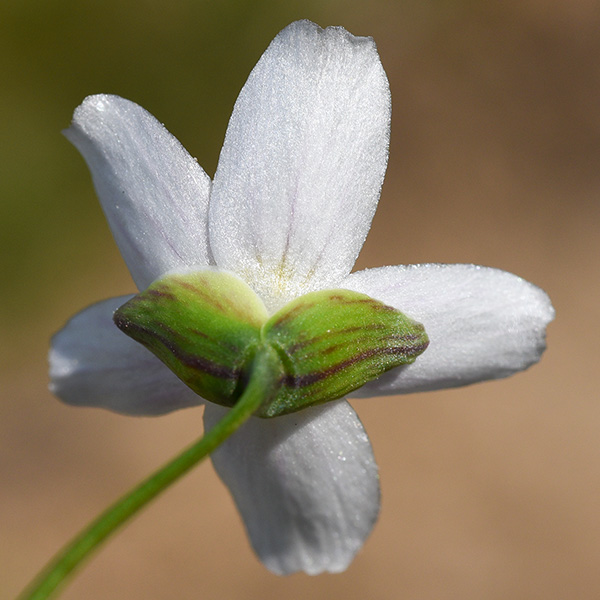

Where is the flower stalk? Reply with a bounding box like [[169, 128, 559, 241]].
[[20, 345, 282, 600]]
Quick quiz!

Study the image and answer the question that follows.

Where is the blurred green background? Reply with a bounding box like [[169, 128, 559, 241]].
[[2, 1, 599, 599]]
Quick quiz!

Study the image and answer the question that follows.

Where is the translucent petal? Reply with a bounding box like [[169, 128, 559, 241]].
[[50, 296, 203, 415], [205, 399, 379, 574], [210, 21, 390, 312], [65, 94, 212, 290], [341, 264, 555, 395]]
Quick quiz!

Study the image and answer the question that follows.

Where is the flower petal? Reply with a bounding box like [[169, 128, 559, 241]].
[[65, 94, 212, 290], [50, 296, 203, 415], [205, 399, 379, 575], [210, 20, 391, 312], [341, 264, 554, 395]]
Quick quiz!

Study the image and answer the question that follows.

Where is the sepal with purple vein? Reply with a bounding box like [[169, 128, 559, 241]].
[[115, 270, 429, 418]]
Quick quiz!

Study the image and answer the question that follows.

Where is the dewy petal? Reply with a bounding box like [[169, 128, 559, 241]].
[[65, 95, 212, 290], [210, 20, 391, 312], [341, 264, 555, 395], [205, 399, 379, 575], [50, 296, 203, 416]]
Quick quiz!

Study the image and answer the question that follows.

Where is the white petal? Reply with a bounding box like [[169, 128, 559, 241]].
[[341, 264, 554, 395], [65, 95, 212, 290], [50, 297, 203, 415], [205, 399, 379, 575], [210, 20, 391, 312]]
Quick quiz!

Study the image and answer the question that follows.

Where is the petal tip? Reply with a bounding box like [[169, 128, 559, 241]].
[[282, 19, 376, 46], [75, 93, 123, 114], [276, 21, 382, 71], [65, 94, 134, 139]]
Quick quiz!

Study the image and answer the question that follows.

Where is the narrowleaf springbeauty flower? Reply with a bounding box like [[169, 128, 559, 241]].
[[50, 21, 554, 575]]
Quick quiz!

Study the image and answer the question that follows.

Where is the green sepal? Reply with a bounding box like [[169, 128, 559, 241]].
[[258, 289, 429, 417], [114, 271, 429, 418], [114, 270, 268, 407]]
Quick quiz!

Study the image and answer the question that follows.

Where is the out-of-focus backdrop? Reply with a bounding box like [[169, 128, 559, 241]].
[[2, 1, 598, 598]]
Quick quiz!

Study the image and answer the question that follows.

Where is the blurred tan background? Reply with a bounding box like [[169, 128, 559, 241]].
[[2, 1, 598, 598]]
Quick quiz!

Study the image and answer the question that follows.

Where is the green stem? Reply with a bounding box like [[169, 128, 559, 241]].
[[19, 345, 282, 600]]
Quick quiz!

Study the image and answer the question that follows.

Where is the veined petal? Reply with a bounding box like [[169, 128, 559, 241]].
[[341, 264, 554, 395], [50, 296, 203, 415], [210, 20, 391, 312], [205, 399, 379, 575], [65, 95, 212, 290]]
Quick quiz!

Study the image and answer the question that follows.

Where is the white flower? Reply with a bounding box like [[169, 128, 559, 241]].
[[49, 21, 554, 575]]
